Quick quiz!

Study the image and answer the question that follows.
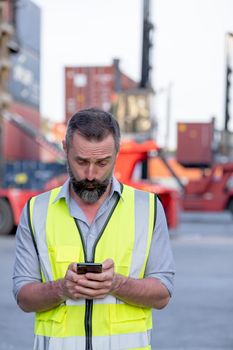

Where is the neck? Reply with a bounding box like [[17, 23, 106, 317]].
[[70, 181, 112, 223]]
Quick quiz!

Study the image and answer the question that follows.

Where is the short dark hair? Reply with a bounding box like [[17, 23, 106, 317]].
[[66, 108, 121, 152]]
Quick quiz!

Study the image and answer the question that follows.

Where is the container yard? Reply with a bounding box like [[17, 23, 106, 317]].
[[0, 1, 233, 349]]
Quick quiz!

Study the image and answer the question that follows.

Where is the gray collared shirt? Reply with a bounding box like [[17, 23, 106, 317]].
[[13, 177, 175, 299]]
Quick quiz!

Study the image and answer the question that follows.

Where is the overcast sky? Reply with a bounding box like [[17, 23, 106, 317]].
[[33, 0, 233, 148]]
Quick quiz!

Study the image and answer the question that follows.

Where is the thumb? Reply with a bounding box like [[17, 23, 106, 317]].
[[69, 262, 78, 273], [102, 258, 114, 270]]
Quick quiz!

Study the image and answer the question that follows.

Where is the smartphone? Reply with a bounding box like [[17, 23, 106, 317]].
[[77, 262, 102, 274]]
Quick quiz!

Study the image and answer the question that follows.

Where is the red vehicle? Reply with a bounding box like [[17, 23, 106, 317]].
[[0, 134, 180, 235], [115, 139, 233, 219], [115, 139, 180, 229], [0, 188, 40, 236], [176, 121, 233, 214], [182, 162, 233, 214]]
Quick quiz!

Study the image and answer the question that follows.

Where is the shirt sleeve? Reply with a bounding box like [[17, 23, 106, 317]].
[[12, 203, 42, 301], [144, 197, 175, 296]]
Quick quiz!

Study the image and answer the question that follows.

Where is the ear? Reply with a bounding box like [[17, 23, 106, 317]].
[[62, 140, 67, 153]]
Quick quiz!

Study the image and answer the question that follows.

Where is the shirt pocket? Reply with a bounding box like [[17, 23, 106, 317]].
[[114, 264, 130, 276], [113, 247, 132, 276], [109, 303, 148, 335], [36, 305, 67, 337], [49, 245, 83, 278]]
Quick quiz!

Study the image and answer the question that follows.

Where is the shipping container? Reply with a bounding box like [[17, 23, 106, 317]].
[[2, 0, 41, 161], [15, 0, 40, 54], [65, 61, 137, 122], [176, 122, 214, 168], [3, 102, 40, 161], [8, 0, 41, 110], [9, 47, 40, 110]]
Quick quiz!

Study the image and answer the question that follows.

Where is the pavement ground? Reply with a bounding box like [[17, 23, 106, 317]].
[[0, 211, 233, 350]]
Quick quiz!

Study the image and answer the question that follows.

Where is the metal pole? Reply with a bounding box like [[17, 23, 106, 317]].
[[0, 2, 5, 188], [113, 58, 121, 93], [224, 32, 233, 131], [164, 82, 172, 150], [140, 0, 154, 89], [0, 1, 13, 188]]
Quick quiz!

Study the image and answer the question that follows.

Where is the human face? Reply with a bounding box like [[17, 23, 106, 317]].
[[64, 132, 117, 203]]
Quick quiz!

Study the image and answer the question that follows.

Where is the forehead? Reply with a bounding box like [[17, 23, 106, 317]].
[[69, 132, 115, 158]]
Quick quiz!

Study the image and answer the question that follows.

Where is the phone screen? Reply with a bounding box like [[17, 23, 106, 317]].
[[77, 263, 102, 274]]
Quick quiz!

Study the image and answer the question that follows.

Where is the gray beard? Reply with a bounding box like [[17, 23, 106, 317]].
[[77, 188, 103, 204], [67, 163, 112, 204]]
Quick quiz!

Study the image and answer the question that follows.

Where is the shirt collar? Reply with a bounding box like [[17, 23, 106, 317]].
[[53, 176, 123, 204], [53, 178, 70, 205]]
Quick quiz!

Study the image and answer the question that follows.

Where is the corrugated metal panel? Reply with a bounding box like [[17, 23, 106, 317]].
[[8, 0, 40, 110], [15, 0, 41, 54], [176, 122, 214, 167], [9, 47, 40, 109], [3, 102, 40, 161], [65, 64, 137, 122]]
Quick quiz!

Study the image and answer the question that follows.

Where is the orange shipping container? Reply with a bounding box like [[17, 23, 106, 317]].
[[176, 122, 214, 168]]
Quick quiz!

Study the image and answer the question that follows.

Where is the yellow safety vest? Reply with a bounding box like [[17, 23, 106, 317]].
[[28, 184, 156, 350]]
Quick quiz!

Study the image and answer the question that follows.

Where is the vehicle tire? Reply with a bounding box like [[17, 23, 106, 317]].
[[0, 198, 14, 235], [227, 198, 233, 216]]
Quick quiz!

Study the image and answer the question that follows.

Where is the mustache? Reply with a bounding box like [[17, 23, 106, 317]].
[[73, 178, 109, 190]]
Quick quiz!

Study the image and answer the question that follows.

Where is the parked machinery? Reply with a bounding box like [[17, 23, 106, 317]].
[[176, 121, 233, 214], [0, 116, 180, 235]]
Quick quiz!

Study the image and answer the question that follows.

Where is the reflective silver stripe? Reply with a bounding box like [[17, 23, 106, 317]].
[[65, 298, 85, 306], [33, 335, 50, 350], [33, 331, 150, 350], [130, 190, 150, 278], [66, 294, 124, 306], [32, 191, 53, 281], [93, 331, 150, 349], [33, 335, 85, 350]]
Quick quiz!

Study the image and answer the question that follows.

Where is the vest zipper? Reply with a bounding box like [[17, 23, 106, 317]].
[[74, 219, 94, 350], [85, 300, 93, 350], [74, 192, 122, 350]]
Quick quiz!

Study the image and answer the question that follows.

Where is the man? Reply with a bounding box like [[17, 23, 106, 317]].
[[13, 108, 175, 350]]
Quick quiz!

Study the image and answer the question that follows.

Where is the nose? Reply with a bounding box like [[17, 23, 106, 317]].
[[85, 163, 96, 181]]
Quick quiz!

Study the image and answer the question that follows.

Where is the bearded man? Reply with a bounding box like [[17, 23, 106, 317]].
[[13, 108, 175, 350]]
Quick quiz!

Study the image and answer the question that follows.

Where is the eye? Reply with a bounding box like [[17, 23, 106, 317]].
[[77, 159, 88, 166], [97, 160, 108, 167]]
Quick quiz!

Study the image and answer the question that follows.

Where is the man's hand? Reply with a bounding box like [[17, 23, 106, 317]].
[[74, 259, 170, 309], [17, 259, 115, 312], [18, 258, 170, 312], [59, 263, 88, 300], [74, 259, 115, 299]]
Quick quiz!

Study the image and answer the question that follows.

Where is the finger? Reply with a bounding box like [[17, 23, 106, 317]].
[[85, 271, 111, 282], [75, 285, 109, 298], [102, 258, 114, 270], [66, 269, 79, 283], [77, 278, 101, 289], [66, 264, 87, 283], [78, 278, 112, 291]]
